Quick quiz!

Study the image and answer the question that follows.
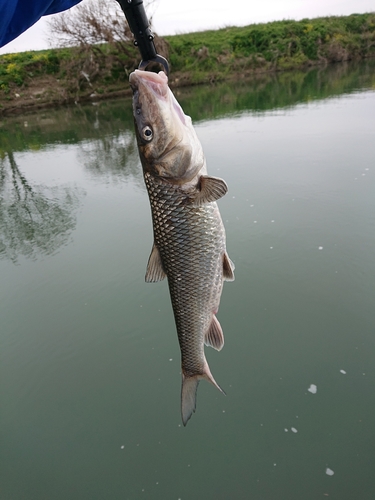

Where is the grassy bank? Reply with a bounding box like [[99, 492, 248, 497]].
[[1, 12, 374, 114]]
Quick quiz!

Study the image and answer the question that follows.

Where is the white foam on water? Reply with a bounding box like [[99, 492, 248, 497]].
[[291, 427, 298, 433], [326, 468, 335, 476], [340, 369, 346, 374], [318, 246, 323, 250], [308, 384, 317, 394]]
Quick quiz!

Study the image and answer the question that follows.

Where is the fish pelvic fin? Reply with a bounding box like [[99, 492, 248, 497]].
[[223, 251, 235, 281], [145, 243, 167, 282], [204, 315, 224, 351], [193, 175, 228, 207], [181, 360, 226, 426]]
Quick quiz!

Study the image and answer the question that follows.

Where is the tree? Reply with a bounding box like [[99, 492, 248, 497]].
[[47, 0, 168, 95]]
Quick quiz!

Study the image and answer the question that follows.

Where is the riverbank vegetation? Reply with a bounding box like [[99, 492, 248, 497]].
[[1, 12, 374, 114]]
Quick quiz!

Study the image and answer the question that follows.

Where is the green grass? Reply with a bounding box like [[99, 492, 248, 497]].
[[166, 13, 375, 76], [0, 49, 72, 92], [0, 13, 374, 103]]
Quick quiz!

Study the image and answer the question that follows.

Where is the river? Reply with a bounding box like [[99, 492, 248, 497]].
[[1, 59, 375, 500]]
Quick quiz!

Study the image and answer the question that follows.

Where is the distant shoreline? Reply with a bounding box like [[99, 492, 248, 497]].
[[1, 13, 374, 116]]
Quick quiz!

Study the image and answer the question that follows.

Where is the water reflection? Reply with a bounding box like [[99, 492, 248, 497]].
[[0, 151, 83, 262], [0, 58, 374, 262], [176, 58, 375, 120], [1, 58, 375, 500], [78, 130, 143, 186], [1, 59, 374, 157]]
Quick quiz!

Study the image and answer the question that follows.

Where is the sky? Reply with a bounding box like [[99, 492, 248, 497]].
[[1, 0, 374, 55]]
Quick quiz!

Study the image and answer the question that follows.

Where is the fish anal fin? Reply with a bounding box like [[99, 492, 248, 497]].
[[193, 175, 228, 206], [145, 243, 167, 282], [223, 251, 235, 281], [204, 315, 224, 351]]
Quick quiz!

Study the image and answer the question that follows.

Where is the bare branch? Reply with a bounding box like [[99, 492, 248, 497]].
[[47, 0, 158, 51]]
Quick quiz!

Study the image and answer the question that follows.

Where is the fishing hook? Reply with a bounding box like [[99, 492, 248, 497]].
[[117, 0, 170, 75]]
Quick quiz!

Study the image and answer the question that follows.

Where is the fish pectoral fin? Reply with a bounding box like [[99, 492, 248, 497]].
[[204, 315, 225, 351], [145, 243, 167, 282], [223, 251, 235, 281], [193, 175, 228, 206]]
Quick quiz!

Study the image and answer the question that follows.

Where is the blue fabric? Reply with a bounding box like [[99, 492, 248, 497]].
[[0, 0, 82, 47]]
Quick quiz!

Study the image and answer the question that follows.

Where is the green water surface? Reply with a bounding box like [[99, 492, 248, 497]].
[[1, 60, 375, 500]]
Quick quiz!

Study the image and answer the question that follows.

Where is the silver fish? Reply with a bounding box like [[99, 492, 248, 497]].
[[129, 70, 234, 425]]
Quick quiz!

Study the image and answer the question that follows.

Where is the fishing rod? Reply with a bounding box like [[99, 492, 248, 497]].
[[117, 0, 169, 75]]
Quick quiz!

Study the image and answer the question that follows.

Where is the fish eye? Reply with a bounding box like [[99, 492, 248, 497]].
[[142, 126, 153, 141]]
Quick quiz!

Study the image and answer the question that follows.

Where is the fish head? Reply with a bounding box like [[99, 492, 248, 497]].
[[129, 70, 205, 184]]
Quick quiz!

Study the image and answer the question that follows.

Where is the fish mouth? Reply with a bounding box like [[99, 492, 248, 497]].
[[129, 70, 169, 100], [130, 69, 187, 127]]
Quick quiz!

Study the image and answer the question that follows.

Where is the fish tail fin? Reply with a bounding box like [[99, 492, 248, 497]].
[[202, 358, 226, 396], [181, 374, 199, 426], [181, 359, 225, 426]]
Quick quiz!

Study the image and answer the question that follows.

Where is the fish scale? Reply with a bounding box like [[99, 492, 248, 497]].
[[144, 172, 226, 377], [130, 69, 234, 424]]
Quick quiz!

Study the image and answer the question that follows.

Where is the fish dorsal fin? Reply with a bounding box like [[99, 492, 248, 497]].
[[145, 243, 167, 282], [223, 251, 235, 281], [204, 315, 224, 351], [193, 175, 228, 206]]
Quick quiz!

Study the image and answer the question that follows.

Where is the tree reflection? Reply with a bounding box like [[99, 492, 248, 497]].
[[0, 151, 83, 262], [78, 123, 144, 187]]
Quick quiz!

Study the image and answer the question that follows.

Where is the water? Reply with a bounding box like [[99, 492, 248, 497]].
[[1, 60, 375, 499]]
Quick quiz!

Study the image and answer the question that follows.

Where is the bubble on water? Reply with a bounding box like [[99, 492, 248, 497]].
[[291, 427, 298, 433], [254, 221, 257, 223], [284, 428, 288, 432], [271, 220, 275, 222], [121, 445, 125, 449], [340, 369, 346, 374], [318, 246, 323, 250], [169, 358, 173, 361], [308, 384, 317, 394], [326, 468, 334, 476], [270, 246, 273, 249]]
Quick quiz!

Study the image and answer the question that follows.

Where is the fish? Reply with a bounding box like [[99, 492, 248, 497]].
[[129, 69, 234, 425]]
